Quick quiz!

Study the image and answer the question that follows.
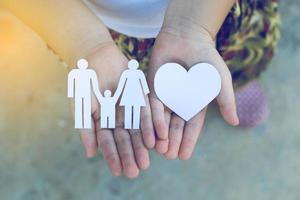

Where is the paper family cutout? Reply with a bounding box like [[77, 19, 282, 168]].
[[154, 63, 221, 121], [68, 59, 221, 129], [68, 59, 149, 129]]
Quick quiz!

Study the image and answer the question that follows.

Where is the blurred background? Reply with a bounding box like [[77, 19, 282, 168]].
[[0, 1, 299, 200]]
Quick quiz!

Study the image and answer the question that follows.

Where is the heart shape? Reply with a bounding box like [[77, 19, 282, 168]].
[[154, 63, 221, 121]]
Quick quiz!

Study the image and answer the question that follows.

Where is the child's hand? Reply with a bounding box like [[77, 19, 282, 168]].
[[74, 43, 155, 178], [147, 27, 239, 160]]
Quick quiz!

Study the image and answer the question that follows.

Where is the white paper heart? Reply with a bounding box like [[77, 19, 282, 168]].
[[154, 63, 221, 121]]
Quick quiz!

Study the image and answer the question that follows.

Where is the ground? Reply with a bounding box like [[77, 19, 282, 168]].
[[0, 1, 299, 200]]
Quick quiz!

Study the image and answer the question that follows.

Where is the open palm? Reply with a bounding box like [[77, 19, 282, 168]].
[[72, 44, 155, 178], [147, 30, 239, 160]]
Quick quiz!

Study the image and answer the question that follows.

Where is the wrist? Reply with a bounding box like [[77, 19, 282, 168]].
[[160, 22, 215, 46], [84, 40, 116, 60], [162, 0, 236, 41], [70, 36, 114, 65], [71, 42, 128, 91]]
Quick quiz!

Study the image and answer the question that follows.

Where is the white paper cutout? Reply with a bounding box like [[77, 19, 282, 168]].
[[68, 59, 102, 129], [67, 59, 149, 130], [154, 63, 221, 121], [98, 90, 119, 129], [116, 59, 150, 129]]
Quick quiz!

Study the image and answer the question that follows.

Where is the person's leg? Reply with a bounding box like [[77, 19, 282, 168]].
[[133, 106, 141, 129], [75, 97, 83, 129], [124, 106, 132, 129], [217, 0, 280, 127], [83, 96, 92, 129], [108, 113, 116, 129], [101, 114, 108, 128]]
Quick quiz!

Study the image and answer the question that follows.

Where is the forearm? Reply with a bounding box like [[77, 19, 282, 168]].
[[0, 0, 112, 66], [163, 0, 236, 39]]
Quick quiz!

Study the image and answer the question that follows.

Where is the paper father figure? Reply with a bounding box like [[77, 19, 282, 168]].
[[67, 59, 102, 129], [154, 63, 221, 121]]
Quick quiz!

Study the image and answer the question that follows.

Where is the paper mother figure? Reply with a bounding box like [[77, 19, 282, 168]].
[[67, 59, 102, 129], [114, 59, 150, 129]]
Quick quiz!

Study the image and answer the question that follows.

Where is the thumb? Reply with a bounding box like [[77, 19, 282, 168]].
[[213, 53, 239, 126]]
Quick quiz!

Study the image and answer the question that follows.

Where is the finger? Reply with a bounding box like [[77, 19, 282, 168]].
[[80, 120, 98, 158], [150, 95, 169, 140], [212, 53, 239, 126], [140, 97, 155, 149], [130, 130, 150, 170], [216, 70, 239, 126], [179, 108, 207, 160], [164, 114, 185, 160], [96, 128, 122, 176], [155, 111, 171, 154], [114, 128, 140, 179]]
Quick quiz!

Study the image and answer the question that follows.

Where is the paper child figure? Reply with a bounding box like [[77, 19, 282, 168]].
[[98, 90, 120, 128], [67, 59, 102, 129], [116, 59, 150, 129]]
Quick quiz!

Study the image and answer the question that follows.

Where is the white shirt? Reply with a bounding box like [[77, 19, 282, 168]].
[[82, 0, 170, 38]]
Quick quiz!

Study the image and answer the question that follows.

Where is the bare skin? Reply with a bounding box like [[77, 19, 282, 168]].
[[79, 44, 155, 178], [148, 28, 239, 160], [147, 0, 239, 160], [1, 0, 239, 178], [1, 0, 155, 178]]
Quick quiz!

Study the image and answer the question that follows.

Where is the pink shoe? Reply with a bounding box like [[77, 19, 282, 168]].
[[235, 80, 269, 128]]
